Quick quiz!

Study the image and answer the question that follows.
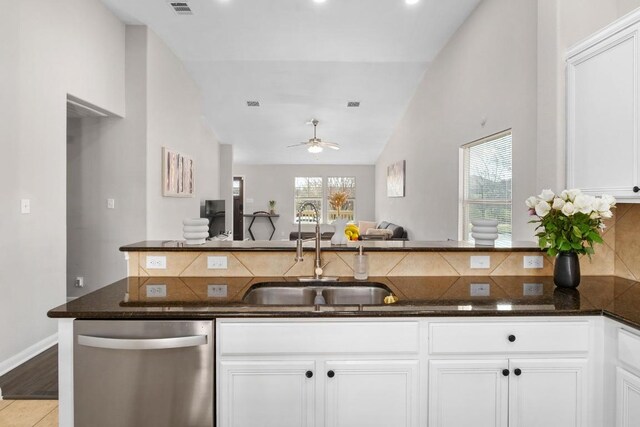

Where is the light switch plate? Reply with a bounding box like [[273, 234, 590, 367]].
[[470, 255, 491, 269], [107, 198, 115, 209], [146, 256, 167, 269], [20, 199, 30, 214], [208, 284, 228, 298], [523, 282, 544, 296], [470, 283, 491, 296], [207, 256, 228, 269], [523, 255, 544, 269], [146, 284, 167, 298]]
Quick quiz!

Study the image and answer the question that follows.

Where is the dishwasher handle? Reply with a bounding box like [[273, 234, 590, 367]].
[[77, 334, 207, 350]]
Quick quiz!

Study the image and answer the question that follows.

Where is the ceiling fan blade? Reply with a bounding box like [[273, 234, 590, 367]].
[[320, 142, 341, 150], [286, 142, 308, 148]]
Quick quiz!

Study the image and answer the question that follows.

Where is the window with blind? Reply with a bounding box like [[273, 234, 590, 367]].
[[460, 130, 512, 242], [327, 177, 356, 223], [294, 177, 323, 223]]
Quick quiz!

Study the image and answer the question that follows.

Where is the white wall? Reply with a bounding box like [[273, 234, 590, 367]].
[[0, 0, 125, 369], [234, 164, 375, 240], [66, 28, 148, 298], [146, 29, 221, 240], [375, 0, 537, 241], [67, 26, 221, 297]]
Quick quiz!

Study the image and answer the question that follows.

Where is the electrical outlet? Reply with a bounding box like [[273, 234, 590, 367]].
[[107, 198, 115, 209], [207, 256, 228, 269], [523, 282, 544, 296], [146, 256, 167, 269], [146, 284, 167, 298], [470, 283, 491, 296], [523, 255, 544, 269], [470, 255, 491, 269], [207, 284, 228, 298], [74, 276, 84, 288]]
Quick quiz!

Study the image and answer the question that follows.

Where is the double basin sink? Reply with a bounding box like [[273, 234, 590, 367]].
[[243, 282, 393, 306]]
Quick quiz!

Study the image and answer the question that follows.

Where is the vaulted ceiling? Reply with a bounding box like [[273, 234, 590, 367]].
[[100, 0, 481, 164]]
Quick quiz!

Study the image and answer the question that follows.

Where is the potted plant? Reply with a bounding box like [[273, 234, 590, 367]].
[[527, 189, 615, 288], [268, 200, 276, 215]]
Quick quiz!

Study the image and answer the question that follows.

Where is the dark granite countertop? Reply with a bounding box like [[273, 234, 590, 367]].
[[120, 240, 542, 252], [48, 276, 640, 330]]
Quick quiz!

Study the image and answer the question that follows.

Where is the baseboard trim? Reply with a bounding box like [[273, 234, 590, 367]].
[[0, 333, 58, 378]]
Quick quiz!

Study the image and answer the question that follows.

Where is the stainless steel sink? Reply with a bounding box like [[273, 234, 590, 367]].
[[242, 286, 316, 305], [243, 282, 393, 305]]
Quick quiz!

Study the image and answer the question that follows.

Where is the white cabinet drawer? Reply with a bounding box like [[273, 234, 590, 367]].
[[619, 329, 640, 373], [220, 320, 420, 356], [429, 321, 589, 355]]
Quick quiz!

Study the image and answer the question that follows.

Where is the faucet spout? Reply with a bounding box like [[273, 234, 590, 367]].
[[295, 202, 336, 281]]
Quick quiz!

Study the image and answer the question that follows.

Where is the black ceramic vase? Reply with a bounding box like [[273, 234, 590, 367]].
[[554, 252, 581, 288]]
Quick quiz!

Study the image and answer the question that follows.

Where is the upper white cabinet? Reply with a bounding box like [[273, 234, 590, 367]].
[[567, 11, 640, 199]]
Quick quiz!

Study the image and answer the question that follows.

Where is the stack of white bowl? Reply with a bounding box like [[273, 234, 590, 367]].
[[183, 218, 210, 245], [471, 219, 499, 246]]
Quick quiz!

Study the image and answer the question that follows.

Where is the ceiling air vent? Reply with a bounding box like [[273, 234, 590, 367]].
[[347, 101, 360, 107], [169, 2, 193, 15], [246, 101, 260, 107]]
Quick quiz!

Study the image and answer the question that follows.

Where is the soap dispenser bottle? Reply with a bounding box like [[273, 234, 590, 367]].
[[353, 246, 369, 280]]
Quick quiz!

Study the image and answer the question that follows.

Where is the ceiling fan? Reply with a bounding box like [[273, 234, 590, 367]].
[[287, 119, 340, 153]]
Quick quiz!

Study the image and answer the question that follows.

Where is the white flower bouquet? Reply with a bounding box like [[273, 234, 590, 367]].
[[526, 189, 615, 256]]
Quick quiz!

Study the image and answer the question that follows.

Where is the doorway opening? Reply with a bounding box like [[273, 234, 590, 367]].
[[233, 177, 244, 240]]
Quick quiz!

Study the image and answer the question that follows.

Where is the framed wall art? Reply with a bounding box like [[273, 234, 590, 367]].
[[162, 147, 194, 197], [387, 160, 406, 197]]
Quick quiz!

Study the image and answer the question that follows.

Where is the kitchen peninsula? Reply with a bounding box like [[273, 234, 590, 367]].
[[48, 239, 640, 427]]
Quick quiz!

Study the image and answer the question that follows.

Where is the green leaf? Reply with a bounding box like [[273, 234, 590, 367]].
[[588, 232, 603, 243], [548, 247, 558, 257], [572, 226, 582, 238], [559, 241, 571, 252]]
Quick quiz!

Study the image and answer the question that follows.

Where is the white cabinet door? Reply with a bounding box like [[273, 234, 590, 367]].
[[567, 22, 640, 198], [428, 359, 509, 427], [617, 367, 640, 427], [219, 360, 316, 427], [325, 360, 419, 427], [509, 359, 587, 427]]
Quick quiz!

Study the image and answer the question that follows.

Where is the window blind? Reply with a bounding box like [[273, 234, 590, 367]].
[[461, 131, 512, 242]]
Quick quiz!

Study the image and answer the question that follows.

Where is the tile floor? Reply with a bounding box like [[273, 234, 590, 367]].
[[0, 400, 58, 426]]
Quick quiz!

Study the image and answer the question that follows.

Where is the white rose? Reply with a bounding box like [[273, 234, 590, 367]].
[[600, 210, 613, 219], [538, 189, 555, 202], [594, 198, 611, 214], [601, 194, 616, 207], [561, 188, 582, 202], [525, 196, 539, 209], [574, 194, 595, 214], [535, 200, 551, 217], [552, 197, 565, 210], [561, 202, 576, 216]]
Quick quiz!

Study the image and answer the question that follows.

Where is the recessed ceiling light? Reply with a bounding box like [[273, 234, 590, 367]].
[[308, 145, 323, 154], [405, 0, 420, 5], [313, 0, 327, 3]]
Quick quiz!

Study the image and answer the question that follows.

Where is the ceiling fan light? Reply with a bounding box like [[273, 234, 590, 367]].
[[308, 145, 323, 154]]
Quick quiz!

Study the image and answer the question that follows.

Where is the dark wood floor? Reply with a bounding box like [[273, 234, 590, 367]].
[[0, 345, 58, 400]]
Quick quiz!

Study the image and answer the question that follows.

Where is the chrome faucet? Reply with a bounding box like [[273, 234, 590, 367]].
[[295, 202, 337, 282]]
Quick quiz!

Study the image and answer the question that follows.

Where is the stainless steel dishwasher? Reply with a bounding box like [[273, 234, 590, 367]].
[[74, 320, 213, 427]]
